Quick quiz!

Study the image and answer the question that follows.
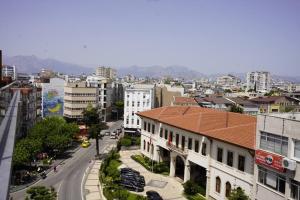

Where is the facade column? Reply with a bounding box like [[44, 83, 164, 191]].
[[184, 160, 191, 183], [170, 152, 176, 177], [205, 169, 210, 199]]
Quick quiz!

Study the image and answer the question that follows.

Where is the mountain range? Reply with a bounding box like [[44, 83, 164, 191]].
[[2, 55, 300, 83]]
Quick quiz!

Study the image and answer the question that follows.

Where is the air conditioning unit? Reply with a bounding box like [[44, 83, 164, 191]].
[[282, 158, 297, 171]]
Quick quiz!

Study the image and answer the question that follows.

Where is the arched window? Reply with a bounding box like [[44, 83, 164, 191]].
[[225, 182, 231, 197], [143, 140, 146, 150], [216, 177, 221, 193]]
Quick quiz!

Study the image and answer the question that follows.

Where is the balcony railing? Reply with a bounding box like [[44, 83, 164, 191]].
[[166, 141, 188, 156]]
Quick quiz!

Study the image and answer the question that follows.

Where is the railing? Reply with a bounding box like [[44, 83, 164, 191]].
[[166, 141, 188, 156]]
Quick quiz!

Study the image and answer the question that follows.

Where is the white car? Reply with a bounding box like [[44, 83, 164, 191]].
[[110, 132, 117, 139]]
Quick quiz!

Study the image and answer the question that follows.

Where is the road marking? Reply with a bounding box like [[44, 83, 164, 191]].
[[57, 180, 63, 200]]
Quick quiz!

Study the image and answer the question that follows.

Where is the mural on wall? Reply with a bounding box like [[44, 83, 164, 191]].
[[42, 78, 64, 117]]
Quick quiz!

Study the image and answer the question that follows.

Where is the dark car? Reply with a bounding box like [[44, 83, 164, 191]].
[[146, 191, 163, 200]]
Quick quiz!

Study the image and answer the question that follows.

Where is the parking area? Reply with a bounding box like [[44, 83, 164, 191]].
[[119, 150, 186, 200]]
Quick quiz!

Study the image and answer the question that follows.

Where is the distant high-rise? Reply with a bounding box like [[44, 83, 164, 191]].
[[96, 66, 116, 79], [246, 71, 271, 93], [2, 65, 16, 80]]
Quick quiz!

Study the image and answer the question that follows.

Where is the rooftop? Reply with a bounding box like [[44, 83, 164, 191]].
[[137, 106, 256, 150], [173, 97, 198, 105]]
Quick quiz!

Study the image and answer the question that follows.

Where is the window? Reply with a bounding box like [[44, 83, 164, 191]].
[[160, 128, 163, 137], [227, 151, 234, 167], [169, 131, 173, 142], [152, 124, 155, 134], [137, 101, 140, 107], [164, 129, 168, 140], [147, 142, 150, 152], [131, 118, 134, 124], [143, 140, 146, 150], [238, 155, 245, 171], [104, 83, 107, 88], [217, 148, 223, 162], [103, 103, 106, 108], [147, 123, 151, 132], [195, 140, 199, 153], [225, 182, 231, 197], [132, 101, 135, 107], [151, 144, 154, 154], [201, 142, 207, 156], [216, 177, 221, 193], [260, 132, 288, 156], [294, 139, 300, 159], [137, 119, 139, 125], [176, 134, 179, 148], [104, 90, 107, 95], [291, 180, 300, 200], [127, 101, 129, 106], [188, 138, 192, 150], [144, 122, 147, 131], [126, 118, 129, 124], [181, 136, 185, 150], [258, 167, 286, 194]]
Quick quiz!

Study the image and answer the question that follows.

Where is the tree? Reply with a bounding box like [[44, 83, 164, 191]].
[[82, 103, 100, 127], [26, 186, 57, 200], [230, 105, 244, 113], [224, 89, 232, 93], [115, 101, 124, 120], [228, 188, 250, 200], [88, 123, 108, 157], [13, 142, 31, 167]]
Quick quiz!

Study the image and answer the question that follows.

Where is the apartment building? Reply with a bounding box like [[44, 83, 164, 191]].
[[64, 81, 98, 120], [246, 71, 271, 93], [254, 113, 300, 200], [86, 75, 113, 121], [138, 106, 256, 200], [96, 66, 116, 80], [216, 74, 241, 90], [154, 84, 184, 108], [124, 84, 154, 133], [2, 65, 16, 80]]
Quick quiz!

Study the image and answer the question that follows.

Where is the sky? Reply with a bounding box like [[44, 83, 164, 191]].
[[0, 0, 300, 75]]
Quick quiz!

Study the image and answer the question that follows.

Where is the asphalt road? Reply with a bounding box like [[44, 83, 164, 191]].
[[10, 120, 123, 200]]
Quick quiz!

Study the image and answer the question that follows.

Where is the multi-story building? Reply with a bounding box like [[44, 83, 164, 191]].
[[123, 84, 154, 133], [2, 65, 16, 80], [96, 66, 116, 80], [86, 75, 113, 121], [250, 96, 300, 113], [138, 106, 256, 200], [154, 84, 184, 108], [246, 71, 271, 93], [64, 81, 99, 120], [216, 74, 241, 90], [254, 113, 300, 200]]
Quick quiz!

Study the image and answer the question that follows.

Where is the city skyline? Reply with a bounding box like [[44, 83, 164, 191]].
[[1, 0, 300, 76]]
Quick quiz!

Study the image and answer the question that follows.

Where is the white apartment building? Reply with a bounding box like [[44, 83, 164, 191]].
[[96, 66, 116, 80], [86, 75, 113, 121], [138, 106, 256, 200], [124, 84, 154, 133], [216, 74, 241, 90], [246, 71, 271, 93], [254, 113, 300, 200], [2, 65, 16, 80]]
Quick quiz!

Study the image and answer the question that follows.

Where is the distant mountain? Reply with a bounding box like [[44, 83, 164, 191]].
[[3, 55, 93, 75], [116, 65, 205, 79]]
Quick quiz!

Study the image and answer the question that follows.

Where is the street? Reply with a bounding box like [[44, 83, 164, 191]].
[[10, 120, 123, 200]]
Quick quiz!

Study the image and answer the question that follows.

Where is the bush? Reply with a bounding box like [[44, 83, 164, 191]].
[[131, 155, 169, 174], [183, 181, 204, 195], [120, 138, 131, 147]]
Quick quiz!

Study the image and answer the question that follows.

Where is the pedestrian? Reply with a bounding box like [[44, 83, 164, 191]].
[[53, 165, 57, 172]]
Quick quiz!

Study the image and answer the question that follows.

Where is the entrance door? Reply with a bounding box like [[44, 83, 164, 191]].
[[175, 156, 185, 180]]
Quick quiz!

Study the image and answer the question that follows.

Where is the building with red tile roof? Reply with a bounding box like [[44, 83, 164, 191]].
[[137, 106, 256, 200]]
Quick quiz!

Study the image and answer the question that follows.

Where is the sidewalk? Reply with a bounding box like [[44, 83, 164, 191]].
[[84, 160, 105, 200]]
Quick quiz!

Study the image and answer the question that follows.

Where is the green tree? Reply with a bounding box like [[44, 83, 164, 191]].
[[88, 123, 108, 157], [230, 105, 244, 114], [82, 104, 100, 126], [228, 188, 250, 200], [26, 186, 57, 200], [13, 142, 31, 167], [224, 89, 232, 93], [115, 101, 124, 120]]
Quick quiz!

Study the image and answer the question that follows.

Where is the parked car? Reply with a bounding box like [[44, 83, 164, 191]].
[[105, 131, 110, 136], [146, 191, 163, 200], [81, 140, 90, 148], [119, 167, 145, 192], [110, 132, 117, 139]]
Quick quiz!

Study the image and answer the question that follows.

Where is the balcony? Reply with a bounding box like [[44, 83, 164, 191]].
[[166, 141, 188, 157]]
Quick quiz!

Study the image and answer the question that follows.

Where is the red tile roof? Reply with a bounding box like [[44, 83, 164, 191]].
[[137, 106, 256, 150]]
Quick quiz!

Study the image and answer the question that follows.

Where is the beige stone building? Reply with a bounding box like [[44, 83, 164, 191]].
[[154, 84, 184, 108], [64, 81, 98, 119]]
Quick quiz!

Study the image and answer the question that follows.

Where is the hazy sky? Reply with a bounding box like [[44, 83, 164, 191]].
[[1, 0, 300, 75]]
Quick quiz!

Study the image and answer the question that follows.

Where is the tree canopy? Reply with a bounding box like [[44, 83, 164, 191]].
[[228, 188, 250, 200], [26, 186, 57, 200]]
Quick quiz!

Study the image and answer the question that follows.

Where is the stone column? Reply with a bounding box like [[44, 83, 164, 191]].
[[184, 160, 191, 183], [170, 152, 176, 177]]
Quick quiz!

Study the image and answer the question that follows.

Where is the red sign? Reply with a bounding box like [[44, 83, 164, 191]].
[[255, 150, 285, 172]]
